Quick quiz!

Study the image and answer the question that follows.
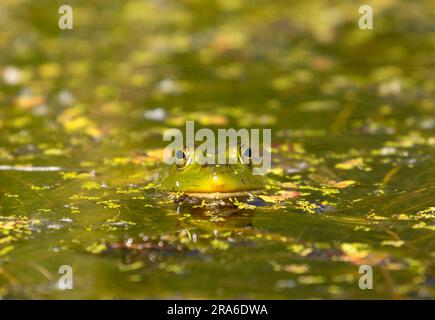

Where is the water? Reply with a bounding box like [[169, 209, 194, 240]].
[[0, 0, 434, 299]]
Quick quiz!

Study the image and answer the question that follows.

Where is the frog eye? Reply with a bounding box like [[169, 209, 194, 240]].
[[238, 145, 252, 166], [174, 147, 191, 169]]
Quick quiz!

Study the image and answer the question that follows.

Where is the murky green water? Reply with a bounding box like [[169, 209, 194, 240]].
[[0, 0, 434, 299]]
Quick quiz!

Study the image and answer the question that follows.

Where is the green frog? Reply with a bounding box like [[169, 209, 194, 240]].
[[159, 146, 266, 201]]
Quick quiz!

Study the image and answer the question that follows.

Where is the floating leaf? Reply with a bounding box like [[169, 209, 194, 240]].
[[335, 158, 364, 170], [85, 243, 107, 254], [331, 180, 356, 189], [381, 240, 404, 247]]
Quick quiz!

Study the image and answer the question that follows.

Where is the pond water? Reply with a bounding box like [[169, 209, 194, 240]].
[[0, 0, 434, 299]]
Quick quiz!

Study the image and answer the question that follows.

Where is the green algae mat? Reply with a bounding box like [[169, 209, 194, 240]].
[[0, 0, 434, 299]]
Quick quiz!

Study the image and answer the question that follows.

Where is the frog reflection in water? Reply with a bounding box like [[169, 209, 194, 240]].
[[159, 145, 267, 206]]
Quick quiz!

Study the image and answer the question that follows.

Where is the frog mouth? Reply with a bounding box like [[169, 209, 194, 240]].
[[169, 189, 263, 199]]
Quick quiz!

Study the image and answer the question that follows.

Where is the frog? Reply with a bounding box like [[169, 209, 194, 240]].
[[158, 145, 267, 205]]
